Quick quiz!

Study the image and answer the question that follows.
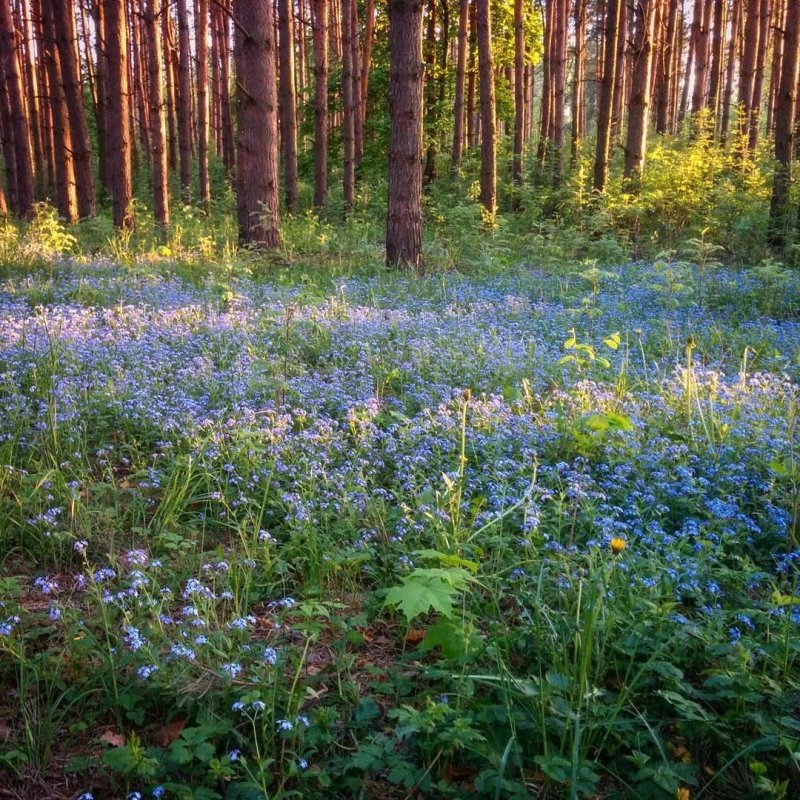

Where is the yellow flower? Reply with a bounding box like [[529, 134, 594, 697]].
[[610, 537, 627, 555]]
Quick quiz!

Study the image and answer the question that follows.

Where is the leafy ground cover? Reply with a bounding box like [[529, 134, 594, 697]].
[[1, 252, 799, 799]]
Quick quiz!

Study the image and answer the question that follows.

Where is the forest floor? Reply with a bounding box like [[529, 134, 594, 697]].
[[1, 256, 799, 799]]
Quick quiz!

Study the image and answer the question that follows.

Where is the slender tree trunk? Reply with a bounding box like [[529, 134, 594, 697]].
[[51, 0, 95, 217], [0, 74, 18, 212], [20, 0, 44, 197], [162, 4, 178, 171], [551, 0, 568, 183], [341, 0, 355, 210], [748, 0, 771, 149], [721, 0, 741, 141], [278, 0, 299, 211], [194, 0, 210, 203], [738, 0, 761, 145], [130, 0, 150, 162], [351, 0, 363, 165], [41, 0, 78, 222], [104, 0, 133, 228], [657, 0, 679, 132], [594, 0, 621, 192], [691, 0, 711, 113], [0, 0, 34, 216], [466, 0, 477, 147], [386, 0, 424, 270], [361, 0, 374, 126], [708, 0, 726, 122], [311, 0, 328, 208], [537, 0, 553, 164], [143, 0, 168, 234], [233, 0, 280, 246], [768, 0, 798, 248], [512, 0, 524, 189], [176, 0, 193, 198], [610, 0, 628, 137], [451, 0, 468, 169], [476, 0, 495, 214], [767, 0, 786, 132], [571, 0, 587, 161], [625, 0, 657, 185], [217, 0, 235, 176]]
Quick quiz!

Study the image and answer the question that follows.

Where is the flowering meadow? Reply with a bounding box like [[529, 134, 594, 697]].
[[1, 253, 799, 799]]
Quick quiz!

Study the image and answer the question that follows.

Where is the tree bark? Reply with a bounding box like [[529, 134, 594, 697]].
[[747, 0, 771, 149], [104, 0, 133, 228], [233, 0, 280, 247], [176, 0, 193, 198], [738, 0, 761, 145], [451, 0, 468, 169], [144, 0, 168, 233], [386, 0, 424, 270], [0, 0, 34, 216], [278, 0, 299, 211], [341, 0, 355, 210], [594, 0, 621, 191], [656, 0, 679, 133], [512, 0, 524, 189], [624, 0, 657, 186], [51, 0, 95, 217], [311, 0, 328, 208], [768, 0, 798, 248], [476, 0, 495, 214], [721, 0, 741, 141], [195, 0, 211, 203], [571, 0, 587, 161], [708, 0, 726, 122]]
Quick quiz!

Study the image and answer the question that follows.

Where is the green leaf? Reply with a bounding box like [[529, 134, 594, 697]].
[[603, 332, 622, 350]]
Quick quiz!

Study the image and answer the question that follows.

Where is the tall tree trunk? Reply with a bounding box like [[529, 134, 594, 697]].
[[386, 0, 424, 270], [451, 0, 468, 169], [20, 0, 44, 197], [691, 0, 711, 113], [311, 0, 328, 208], [768, 0, 798, 248], [130, 0, 150, 162], [195, 0, 211, 204], [767, 0, 786, 132], [104, 0, 133, 228], [594, 0, 621, 191], [721, 0, 741, 141], [610, 0, 628, 137], [144, 0, 168, 234], [51, 0, 95, 217], [341, 0, 355, 210], [512, 0, 524, 189], [351, 0, 363, 165], [466, 0, 477, 147], [216, 0, 234, 176], [361, 0, 374, 126], [571, 0, 587, 162], [476, 0, 495, 214], [176, 0, 193, 198], [161, 4, 178, 171], [624, 0, 657, 185], [747, 0, 771, 149], [278, 0, 299, 211], [657, 0, 679, 133], [551, 0, 568, 183], [0, 0, 34, 216], [233, 0, 280, 247], [537, 0, 553, 164], [738, 0, 761, 145], [708, 0, 726, 122], [41, 0, 78, 222]]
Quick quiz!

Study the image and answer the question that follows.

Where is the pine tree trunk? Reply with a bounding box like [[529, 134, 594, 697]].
[[0, 0, 34, 216], [721, 0, 741, 141], [144, 0, 168, 233], [476, 0, 495, 214], [350, 0, 363, 165], [41, 0, 78, 221], [195, 0, 211, 204], [130, 1, 150, 162], [466, 0, 477, 147], [767, 0, 786, 132], [610, 0, 627, 138], [233, 0, 280, 247], [278, 0, 299, 211], [20, 0, 44, 197], [341, 0, 355, 210], [738, 0, 761, 144], [551, 0, 567, 183], [624, 0, 657, 185], [768, 0, 798, 248], [386, 0, 423, 270], [594, 0, 621, 192], [451, 0, 468, 169], [691, 0, 711, 113], [571, 0, 587, 162], [217, 0, 235, 176], [708, 0, 726, 122], [176, 0, 193, 198], [656, 0, 679, 133], [361, 0, 374, 126], [512, 0, 524, 189], [161, 4, 178, 171], [747, 0, 771, 149], [311, 0, 328, 208], [104, 0, 133, 228], [537, 0, 553, 164], [51, 0, 95, 217]]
